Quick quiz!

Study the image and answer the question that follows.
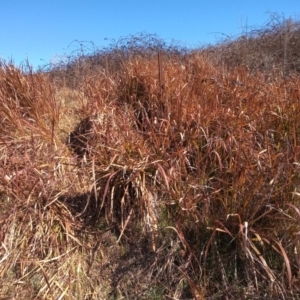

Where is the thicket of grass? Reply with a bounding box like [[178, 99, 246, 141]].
[[1, 16, 300, 299], [202, 14, 300, 76]]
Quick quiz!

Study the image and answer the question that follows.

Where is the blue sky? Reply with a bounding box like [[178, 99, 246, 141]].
[[1, 1, 299, 69]]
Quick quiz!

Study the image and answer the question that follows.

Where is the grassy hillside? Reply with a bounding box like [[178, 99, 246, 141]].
[[1, 17, 300, 299], [205, 15, 300, 76]]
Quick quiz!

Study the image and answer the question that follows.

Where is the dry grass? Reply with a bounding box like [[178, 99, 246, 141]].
[[202, 14, 300, 76], [1, 18, 300, 299]]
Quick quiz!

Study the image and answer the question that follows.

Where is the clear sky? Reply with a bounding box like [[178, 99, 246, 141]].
[[1, 1, 299, 69]]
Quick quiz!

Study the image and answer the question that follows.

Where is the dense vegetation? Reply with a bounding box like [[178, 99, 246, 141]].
[[1, 16, 300, 299]]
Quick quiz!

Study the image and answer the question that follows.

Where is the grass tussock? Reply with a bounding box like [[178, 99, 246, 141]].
[[1, 16, 300, 299], [202, 14, 300, 76]]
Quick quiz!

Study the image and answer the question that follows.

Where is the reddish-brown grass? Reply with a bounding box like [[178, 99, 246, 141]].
[[1, 19, 300, 299]]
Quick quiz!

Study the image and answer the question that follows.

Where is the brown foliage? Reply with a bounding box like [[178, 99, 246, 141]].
[[1, 22, 300, 297]]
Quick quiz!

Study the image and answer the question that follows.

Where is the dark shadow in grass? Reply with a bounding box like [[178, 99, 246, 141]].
[[58, 191, 101, 228]]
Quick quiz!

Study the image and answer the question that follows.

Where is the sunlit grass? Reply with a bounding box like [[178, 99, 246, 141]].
[[1, 21, 300, 298]]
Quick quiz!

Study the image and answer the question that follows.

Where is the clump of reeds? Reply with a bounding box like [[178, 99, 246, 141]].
[[1, 24, 300, 298], [0, 61, 95, 298]]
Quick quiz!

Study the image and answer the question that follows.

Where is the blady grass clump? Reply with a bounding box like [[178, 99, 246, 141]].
[[1, 18, 300, 299]]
